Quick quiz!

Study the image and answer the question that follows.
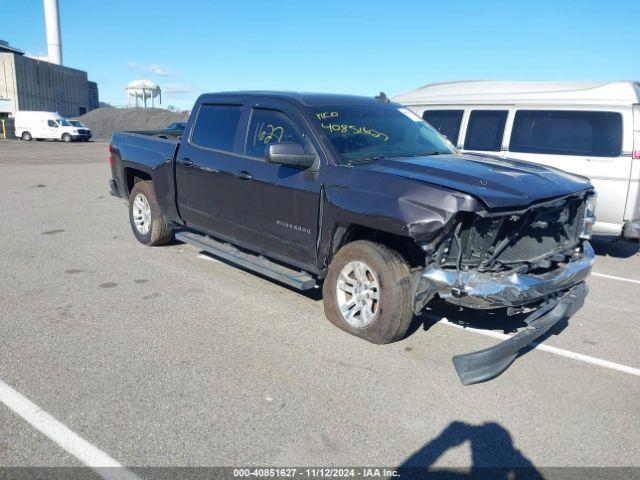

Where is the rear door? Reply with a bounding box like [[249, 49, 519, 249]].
[[175, 102, 245, 238], [230, 101, 322, 269], [506, 108, 629, 232]]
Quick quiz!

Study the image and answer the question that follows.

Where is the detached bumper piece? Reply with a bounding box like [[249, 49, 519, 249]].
[[452, 282, 588, 386]]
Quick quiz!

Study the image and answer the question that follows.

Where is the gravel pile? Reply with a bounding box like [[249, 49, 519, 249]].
[[78, 107, 189, 141]]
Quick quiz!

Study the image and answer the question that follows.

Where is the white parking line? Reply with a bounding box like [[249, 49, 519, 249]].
[[592, 272, 640, 285], [585, 299, 633, 313], [436, 319, 640, 378], [0, 378, 141, 480]]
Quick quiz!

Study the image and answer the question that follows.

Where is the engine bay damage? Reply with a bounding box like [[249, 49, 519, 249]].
[[410, 192, 595, 384], [412, 192, 595, 313]]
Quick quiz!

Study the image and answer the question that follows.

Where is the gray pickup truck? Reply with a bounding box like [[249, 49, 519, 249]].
[[109, 91, 596, 384]]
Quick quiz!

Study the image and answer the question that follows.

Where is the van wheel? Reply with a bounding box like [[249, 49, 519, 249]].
[[62, 133, 72, 142], [323, 240, 414, 344], [21, 132, 32, 141], [128, 181, 174, 246]]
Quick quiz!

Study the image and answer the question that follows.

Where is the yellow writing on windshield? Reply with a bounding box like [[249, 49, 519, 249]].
[[316, 111, 339, 120], [320, 122, 389, 142]]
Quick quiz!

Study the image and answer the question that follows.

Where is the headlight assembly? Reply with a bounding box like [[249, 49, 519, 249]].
[[580, 193, 597, 240]]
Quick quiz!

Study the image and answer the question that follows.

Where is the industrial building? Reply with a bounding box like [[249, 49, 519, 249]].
[[0, 0, 99, 126]]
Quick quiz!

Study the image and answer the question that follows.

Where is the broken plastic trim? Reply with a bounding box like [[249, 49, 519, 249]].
[[452, 282, 588, 385], [414, 242, 594, 310]]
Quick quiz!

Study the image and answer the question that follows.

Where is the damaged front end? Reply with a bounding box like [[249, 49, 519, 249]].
[[412, 191, 596, 384]]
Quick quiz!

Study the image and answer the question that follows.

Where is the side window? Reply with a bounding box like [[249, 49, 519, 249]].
[[245, 108, 305, 159], [422, 110, 464, 145], [464, 110, 508, 151], [191, 104, 242, 152], [510, 110, 623, 157], [47, 120, 58, 127]]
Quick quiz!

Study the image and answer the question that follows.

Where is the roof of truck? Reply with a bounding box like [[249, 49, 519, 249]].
[[393, 81, 640, 106], [200, 91, 389, 107]]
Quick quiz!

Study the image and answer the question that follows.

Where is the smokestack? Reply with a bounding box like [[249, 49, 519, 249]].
[[43, 0, 63, 65]]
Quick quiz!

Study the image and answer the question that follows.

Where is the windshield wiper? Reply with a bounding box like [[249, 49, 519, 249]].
[[347, 151, 444, 165], [401, 151, 443, 157], [348, 156, 387, 165]]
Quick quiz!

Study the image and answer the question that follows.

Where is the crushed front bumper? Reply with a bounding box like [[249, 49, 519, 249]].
[[413, 242, 594, 311], [452, 282, 588, 385], [412, 242, 594, 385]]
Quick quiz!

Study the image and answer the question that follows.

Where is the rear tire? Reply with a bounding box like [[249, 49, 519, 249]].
[[62, 133, 72, 142], [128, 181, 174, 246], [323, 240, 414, 344], [21, 132, 32, 141]]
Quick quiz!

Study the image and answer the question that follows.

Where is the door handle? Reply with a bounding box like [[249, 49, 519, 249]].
[[178, 157, 193, 167], [237, 171, 253, 180]]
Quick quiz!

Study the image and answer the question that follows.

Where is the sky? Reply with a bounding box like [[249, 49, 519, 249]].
[[2, 0, 639, 110]]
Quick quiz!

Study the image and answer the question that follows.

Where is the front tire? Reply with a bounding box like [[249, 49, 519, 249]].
[[128, 181, 173, 246], [21, 132, 32, 141], [323, 240, 414, 344], [62, 133, 72, 142]]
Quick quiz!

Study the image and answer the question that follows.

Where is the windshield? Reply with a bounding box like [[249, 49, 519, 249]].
[[57, 119, 71, 127], [312, 103, 454, 164]]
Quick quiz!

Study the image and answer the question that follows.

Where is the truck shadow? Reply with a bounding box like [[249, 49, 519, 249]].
[[590, 235, 639, 258], [397, 421, 543, 480]]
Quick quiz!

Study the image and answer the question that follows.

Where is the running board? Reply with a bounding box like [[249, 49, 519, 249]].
[[175, 231, 317, 290]]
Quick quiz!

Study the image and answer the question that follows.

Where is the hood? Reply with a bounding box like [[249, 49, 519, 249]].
[[355, 153, 592, 210]]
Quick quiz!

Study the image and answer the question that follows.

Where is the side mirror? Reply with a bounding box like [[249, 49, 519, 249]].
[[266, 143, 315, 169]]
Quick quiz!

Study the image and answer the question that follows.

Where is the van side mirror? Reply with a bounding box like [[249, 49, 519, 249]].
[[266, 143, 315, 169]]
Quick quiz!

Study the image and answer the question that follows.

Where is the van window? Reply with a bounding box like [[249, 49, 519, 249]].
[[47, 120, 58, 127], [422, 110, 463, 145], [245, 109, 305, 159], [191, 104, 243, 152], [510, 110, 623, 157], [464, 110, 508, 151]]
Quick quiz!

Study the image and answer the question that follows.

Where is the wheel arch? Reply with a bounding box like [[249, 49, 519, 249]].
[[123, 166, 153, 197], [327, 223, 426, 270]]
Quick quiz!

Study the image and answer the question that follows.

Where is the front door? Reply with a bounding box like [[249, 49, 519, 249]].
[[46, 119, 59, 139], [231, 104, 322, 269]]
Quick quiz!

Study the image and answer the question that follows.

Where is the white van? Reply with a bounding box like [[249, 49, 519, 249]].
[[14, 111, 92, 142], [394, 81, 640, 240]]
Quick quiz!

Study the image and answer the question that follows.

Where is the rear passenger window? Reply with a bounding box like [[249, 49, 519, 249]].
[[510, 110, 623, 157], [245, 109, 305, 159], [464, 110, 508, 151], [422, 110, 464, 145], [191, 104, 242, 152]]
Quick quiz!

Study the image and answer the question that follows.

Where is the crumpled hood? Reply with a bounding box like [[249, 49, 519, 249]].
[[356, 153, 592, 209]]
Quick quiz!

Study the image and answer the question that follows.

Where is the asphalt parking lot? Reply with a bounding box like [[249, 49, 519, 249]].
[[1, 140, 639, 476]]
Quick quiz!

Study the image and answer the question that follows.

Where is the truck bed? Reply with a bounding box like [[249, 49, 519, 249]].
[[109, 131, 181, 220]]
